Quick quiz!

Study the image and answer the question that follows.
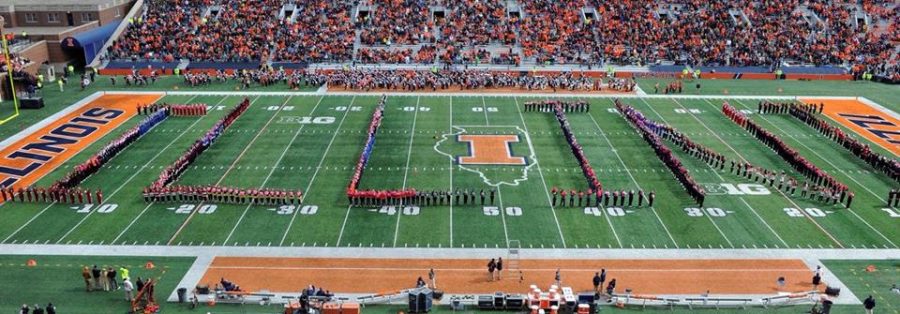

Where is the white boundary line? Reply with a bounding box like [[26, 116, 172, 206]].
[[2, 243, 896, 259], [299, 96, 354, 247], [637, 98, 786, 247], [1, 202, 56, 243], [512, 97, 567, 248], [99, 90, 868, 101], [590, 99, 679, 248], [111, 96, 232, 244], [392, 96, 420, 247]]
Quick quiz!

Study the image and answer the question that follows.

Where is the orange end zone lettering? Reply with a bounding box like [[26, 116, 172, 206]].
[[804, 98, 900, 156], [0, 94, 163, 192], [457, 134, 527, 165]]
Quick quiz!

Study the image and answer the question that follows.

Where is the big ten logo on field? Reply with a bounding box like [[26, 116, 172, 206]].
[[702, 183, 771, 196], [434, 126, 536, 187], [277, 116, 336, 125], [1, 107, 131, 189]]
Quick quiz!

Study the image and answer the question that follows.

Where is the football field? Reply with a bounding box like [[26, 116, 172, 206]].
[[1, 91, 898, 250]]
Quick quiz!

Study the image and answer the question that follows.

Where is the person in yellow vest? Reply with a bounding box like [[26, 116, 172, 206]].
[[694, 69, 701, 79], [174, 68, 180, 76], [682, 67, 690, 79], [67, 65, 74, 77], [21, 31, 27, 38], [57, 78, 64, 92], [774, 68, 783, 79], [37, 74, 44, 82]]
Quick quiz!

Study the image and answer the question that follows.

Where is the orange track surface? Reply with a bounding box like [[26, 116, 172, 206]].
[[200, 257, 821, 295], [803, 98, 900, 156], [0, 93, 162, 192]]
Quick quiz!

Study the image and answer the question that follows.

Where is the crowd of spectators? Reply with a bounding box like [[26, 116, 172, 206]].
[[357, 0, 434, 46], [108, 0, 896, 69]]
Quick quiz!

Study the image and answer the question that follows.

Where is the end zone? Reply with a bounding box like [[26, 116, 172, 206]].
[[0, 93, 163, 192]]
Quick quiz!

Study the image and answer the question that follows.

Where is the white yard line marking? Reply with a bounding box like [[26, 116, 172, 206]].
[[167, 96, 266, 245], [575, 112, 624, 248], [111, 96, 231, 244], [393, 96, 420, 247], [2, 202, 56, 243], [56, 96, 202, 244], [729, 99, 897, 248], [687, 98, 844, 248], [448, 96, 454, 248], [289, 96, 355, 246], [512, 97, 567, 248], [589, 100, 679, 248], [482, 96, 510, 247], [496, 186, 510, 247], [223, 96, 308, 245], [638, 98, 784, 247]]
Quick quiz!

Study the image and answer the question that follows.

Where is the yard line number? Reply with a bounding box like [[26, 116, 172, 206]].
[[583, 207, 629, 217], [73, 204, 118, 214]]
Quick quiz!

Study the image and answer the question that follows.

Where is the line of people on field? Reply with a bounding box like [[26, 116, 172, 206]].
[[551, 101, 602, 193], [1, 186, 103, 204], [643, 108, 848, 205], [618, 100, 706, 206], [142, 185, 303, 205], [723, 102, 852, 206], [782, 102, 900, 183], [349, 188, 498, 207], [150, 98, 250, 190], [551, 187, 654, 208], [523, 100, 590, 113], [326, 69, 600, 92], [138, 103, 208, 116]]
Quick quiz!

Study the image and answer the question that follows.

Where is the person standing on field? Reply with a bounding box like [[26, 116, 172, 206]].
[[123, 277, 134, 301], [496, 258, 503, 280], [428, 268, 436, 289], [864, 295, 875, 314], [487, 259, 497, 281]]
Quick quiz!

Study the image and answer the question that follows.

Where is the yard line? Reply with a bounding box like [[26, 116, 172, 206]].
[[686, 98, 845, 247], [393, 96, 420, 247], [482, 96, 511, 247], [167, 96, 269, 245], [55, 96, 202, 244], [512, 97, 567, 248], [587, 100, 678, 248], [223, 96, 316, 245], [481, 97, 491, 126], [2, 202, 56, 243], [111, 96, 231, 244], [496, 186, 510, 247], [288, 96, 356, 246], [448, 96, 454, 248], [728, 99, 896, 248], [638, 98, 785, 248]]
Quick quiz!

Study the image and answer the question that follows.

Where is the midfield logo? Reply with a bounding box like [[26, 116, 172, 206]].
[[435, 126, 535, 187], [457, 134, 527, 165]]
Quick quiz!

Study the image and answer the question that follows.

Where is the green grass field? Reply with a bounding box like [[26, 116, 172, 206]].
[[0, 255, 194, 314], [1, 78, 898, 249]]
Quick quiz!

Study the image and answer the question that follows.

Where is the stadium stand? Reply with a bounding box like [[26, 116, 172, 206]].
[[101, 0, 897, 82]]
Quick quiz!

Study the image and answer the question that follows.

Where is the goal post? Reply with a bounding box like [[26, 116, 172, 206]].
[[0, 16, 21, 125]]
